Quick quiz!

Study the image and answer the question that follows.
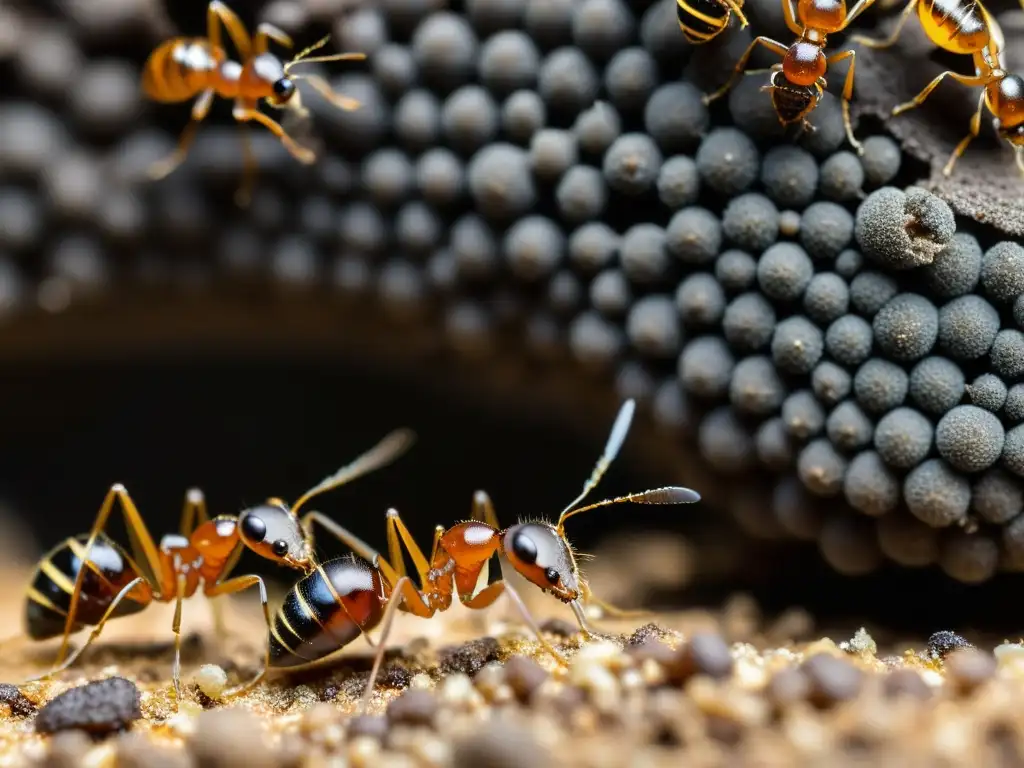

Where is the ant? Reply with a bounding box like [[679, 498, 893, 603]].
[[23, 429, 414, 702], [703, 0, 879, 153], [264, 399, 702, 709], [676, 0, 750, 44], [851, 0, 1024, 175], [141, 1, 365, 205]]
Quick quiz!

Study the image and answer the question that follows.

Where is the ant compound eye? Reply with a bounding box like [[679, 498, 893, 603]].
[[544, 567, 560, 585], [240, 513, 266, 543], [512, 531, 538, 565], [272, 78, 294, 98], [272, 540, 289, 557]]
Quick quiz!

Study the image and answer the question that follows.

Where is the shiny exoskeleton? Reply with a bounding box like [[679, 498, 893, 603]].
[[853, 0, 1024, 175], [141, 1, 365, 204], [704, 0, 879, 152], [23, 429, 413, 705], [27, 534, 150, 641], [676, 0, 749, 43], [266, 400, 702, 710]]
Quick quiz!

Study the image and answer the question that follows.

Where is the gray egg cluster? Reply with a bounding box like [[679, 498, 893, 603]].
[[1, 0, 1023, 584]]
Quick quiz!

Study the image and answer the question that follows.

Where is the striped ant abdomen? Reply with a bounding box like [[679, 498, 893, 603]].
[[26, 534, 152, 641], [269, 556, 386, 668]]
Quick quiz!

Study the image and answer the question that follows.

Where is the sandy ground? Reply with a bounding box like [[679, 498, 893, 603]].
[[2, 544, 1024, 768]]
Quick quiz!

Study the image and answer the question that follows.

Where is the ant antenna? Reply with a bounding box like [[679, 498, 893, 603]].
[[284, 35, 367, 76], [291, 429, 416, 516], [559, 486, 701, 530], [555, 399, 702, 533], [556, 399, 636, 534]]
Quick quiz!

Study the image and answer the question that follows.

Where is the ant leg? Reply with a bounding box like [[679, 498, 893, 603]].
[[385, 513, 408, 581], [780, 0, 801, 35], [205, 574, 272, 697], [171, 575, 187, 702], [471, 490, 501, 528], [148, 90, 216, 181], [179, 488, 209, 537], [1016, 146, 1024, 175], [892, 71, 991, 117], [721, 0, 750, 28], [703, 37, 788, 105], [851, 0, 916, 48], [826, 49, 864, 153], [254, 23, 293, 55], [579, 582, 651, 621], [360, 577, 421, 713], [844, 0, 879, 27], [428, 526, 444, 563], [462, 581, 568, 665], [292, 72, 364, 112], [25, 577, 150, 683], [569, 599, 619, 642], [58, 485, 164, 667], [208, 1, 252, 60], [300, 511, 400, 585], [943, 89, 987, 177], [233, 105, 316, 164], [385, 509, 432, 588]]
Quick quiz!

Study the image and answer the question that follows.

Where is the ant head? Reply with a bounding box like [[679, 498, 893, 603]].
[[497, 399, 702, 607], [238, 500, 311, 570], [764, 70, 820, 126], [248, 52, 296, 107], [502, 522, 581, 602], [270, 76, 297, 105]]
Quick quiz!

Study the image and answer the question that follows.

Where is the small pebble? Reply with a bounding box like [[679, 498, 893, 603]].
[[503, 656, 549, 703], [801, 654, 864, 707], [883, 669, 932, 700], [35, 677, 141, 737], [193, 665, 228, 701], [670, 633, 734, 682], [386, 689, 438, 728], [945, 648, 997, 694]]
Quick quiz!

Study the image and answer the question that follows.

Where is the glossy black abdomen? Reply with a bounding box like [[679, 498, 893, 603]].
[[269, 556, 385, 668], [26, 534, 149, 641]]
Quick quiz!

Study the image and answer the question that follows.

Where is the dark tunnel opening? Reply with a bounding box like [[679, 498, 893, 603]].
[[2, 351, 1023, 643]]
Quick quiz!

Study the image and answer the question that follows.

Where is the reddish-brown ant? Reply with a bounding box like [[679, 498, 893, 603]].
[[703, 0, 879, 152], [23, 429, 414, 702], [264, 400, 702, 708], [141, 1, 365, 204], [852, 0, 1024, 175]]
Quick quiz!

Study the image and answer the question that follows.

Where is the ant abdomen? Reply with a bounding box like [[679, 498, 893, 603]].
[[677, 0, 735, 43], [921, 0, 989, 53], [768, 71, 818, 124], [26, 534, 151, 641], [269, 557, 385, 668]]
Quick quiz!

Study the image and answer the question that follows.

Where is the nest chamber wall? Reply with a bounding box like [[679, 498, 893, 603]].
[[2, 0, 1024, 628]]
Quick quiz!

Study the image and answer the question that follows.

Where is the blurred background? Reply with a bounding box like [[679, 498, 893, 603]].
[[3, 0, 1024, 641]]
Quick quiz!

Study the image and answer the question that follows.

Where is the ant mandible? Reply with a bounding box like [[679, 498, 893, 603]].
[[23, 429, 414, 702], [263, 399, 702, 709], [852, 0, 1024, 175], [703, 0, 878, 153], [141, 1, 365, 205]]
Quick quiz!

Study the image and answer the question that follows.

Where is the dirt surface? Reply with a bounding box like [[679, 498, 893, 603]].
[[1, 561, 1024, 768]]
